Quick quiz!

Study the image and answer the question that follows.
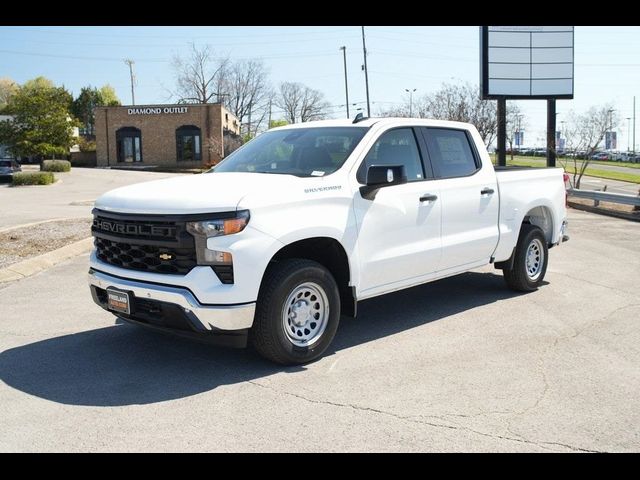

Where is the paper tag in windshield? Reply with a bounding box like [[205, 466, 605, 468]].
[[311, 171, 325, 177]]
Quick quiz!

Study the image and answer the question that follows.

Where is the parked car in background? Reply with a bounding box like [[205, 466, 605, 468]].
[[19, 155, 43, 165], [0, 159, 22, 182]]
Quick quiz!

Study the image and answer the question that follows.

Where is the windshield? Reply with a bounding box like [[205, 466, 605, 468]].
[[213, 127, 368, 177]]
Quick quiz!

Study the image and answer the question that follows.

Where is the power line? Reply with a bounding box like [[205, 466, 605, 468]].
[[6, 26, 357, 40], [0, 48, 341, 63]]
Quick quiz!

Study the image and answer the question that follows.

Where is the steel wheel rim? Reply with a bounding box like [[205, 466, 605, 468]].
[[526, 238, 544, 281], [282, 282, 329, 347]]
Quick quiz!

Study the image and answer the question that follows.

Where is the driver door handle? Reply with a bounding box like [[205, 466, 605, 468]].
[[481, 188, 495, 195], [419, 194, 438, 202]]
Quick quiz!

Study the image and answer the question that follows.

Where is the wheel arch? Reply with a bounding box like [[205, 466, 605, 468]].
[[265, 236, 357, 317], [522, 204, 554, 245]]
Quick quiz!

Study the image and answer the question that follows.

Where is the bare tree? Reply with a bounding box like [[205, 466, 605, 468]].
[[380, 83, 497, 146], [222, 59, 271, 127], [275, 82, 329, 124], [170, 44, 229, 104], [561, 105, 620, 188]]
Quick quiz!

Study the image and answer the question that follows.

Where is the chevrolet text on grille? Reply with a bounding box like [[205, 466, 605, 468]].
[[93, 219, 175, 237]]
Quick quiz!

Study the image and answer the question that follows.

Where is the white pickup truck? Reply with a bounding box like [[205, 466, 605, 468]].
[[89, 117, 568, 364]]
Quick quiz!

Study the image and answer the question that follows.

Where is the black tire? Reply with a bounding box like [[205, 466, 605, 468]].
[[502, 224, 549, 292], [250, 259, 341, 365]]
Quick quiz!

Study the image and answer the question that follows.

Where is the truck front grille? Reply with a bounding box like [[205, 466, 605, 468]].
[[92, 209, 198, 276], [94, 237, 197, 275]]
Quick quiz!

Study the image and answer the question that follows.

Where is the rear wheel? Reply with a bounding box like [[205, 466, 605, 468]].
[[250, 259, 340, 365], [503, 224, 549, 292]]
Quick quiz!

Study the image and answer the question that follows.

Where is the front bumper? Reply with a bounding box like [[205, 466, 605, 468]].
[[88, 268, 255, 331]]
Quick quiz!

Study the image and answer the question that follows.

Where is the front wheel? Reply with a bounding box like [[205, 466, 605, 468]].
[[502, 224, 549, 292], [250, 259, 340, 365]]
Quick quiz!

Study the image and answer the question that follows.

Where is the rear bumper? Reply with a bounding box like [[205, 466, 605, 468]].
[[88, 268, 255, 332]]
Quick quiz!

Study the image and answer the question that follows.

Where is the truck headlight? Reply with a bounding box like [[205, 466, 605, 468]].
[[186, 210, 249, 284], [186, 210, 250, 238]]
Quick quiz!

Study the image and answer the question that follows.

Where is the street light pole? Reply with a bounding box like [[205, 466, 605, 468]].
[[405, 88, 416, 117], [339, 46, 350, 119], [608, 108, 615, 150], [627, 117, 631, 152], [361, 26, 371, 117]]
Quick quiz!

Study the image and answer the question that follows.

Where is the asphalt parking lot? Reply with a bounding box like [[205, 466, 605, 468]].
[[1, 206, 639, 452], [0, 166, 181, 230]]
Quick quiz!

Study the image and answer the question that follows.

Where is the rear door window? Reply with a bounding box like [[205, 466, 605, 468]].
[[423, 128, 479, 179]]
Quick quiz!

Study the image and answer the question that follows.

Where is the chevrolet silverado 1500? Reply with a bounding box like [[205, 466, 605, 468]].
[[89, 117, 568, 364]]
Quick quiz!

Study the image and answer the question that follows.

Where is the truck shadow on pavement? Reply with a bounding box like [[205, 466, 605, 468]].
[[0, 271, 526, 407]]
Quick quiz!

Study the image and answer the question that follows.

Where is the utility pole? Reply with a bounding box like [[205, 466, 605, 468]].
[[267, 100, 272, 130], [361, 26, 371, 117], [339, 46, 350, 118], [627, 117, 631, 152], [124, 59, 136, 105]]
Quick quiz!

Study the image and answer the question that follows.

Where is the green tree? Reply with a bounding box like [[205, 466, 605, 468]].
[[72, 86, 101, 135], [72, 84, 121, 136], [0, 79, 79, 159], [268, 119, 288, 129], [99, 84, 121, 106], [0, 77, 18, 112], [22, 76, 55, 91]]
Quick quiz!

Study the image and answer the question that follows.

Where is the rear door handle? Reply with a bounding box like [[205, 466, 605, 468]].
[[481, 188, 495, 195], [419, 194, 438, 202]]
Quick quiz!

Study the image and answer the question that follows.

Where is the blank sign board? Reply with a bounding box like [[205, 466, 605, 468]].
[[480, 26, 574, 99]]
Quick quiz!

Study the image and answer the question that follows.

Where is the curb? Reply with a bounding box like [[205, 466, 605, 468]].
[[568, 201, 640, 223], [0, 237, 94, 283]]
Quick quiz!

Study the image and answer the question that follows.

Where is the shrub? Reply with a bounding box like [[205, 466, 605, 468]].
[[78, 137, 96, 152], [41, 159, 71, 172], [11, 172, 55, 186]]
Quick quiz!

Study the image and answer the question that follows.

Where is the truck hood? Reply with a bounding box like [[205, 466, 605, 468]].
[[94, 172, 302, 214]]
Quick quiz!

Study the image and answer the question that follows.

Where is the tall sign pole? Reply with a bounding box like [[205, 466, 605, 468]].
[[480, 26, 574, 168], [547, 99, 557, 167], [497, 99, 506, 166]]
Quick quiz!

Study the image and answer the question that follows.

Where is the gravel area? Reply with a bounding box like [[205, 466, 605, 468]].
[[569, 198, 640, 219], [0, 218, 92, 269]]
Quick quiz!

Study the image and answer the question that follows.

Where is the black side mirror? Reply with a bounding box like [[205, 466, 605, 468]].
[[359, 164, 407, 200]]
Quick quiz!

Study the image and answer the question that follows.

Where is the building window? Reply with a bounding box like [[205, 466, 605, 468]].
[[116, 127, 142, 163], [176, 125, 202, 162]]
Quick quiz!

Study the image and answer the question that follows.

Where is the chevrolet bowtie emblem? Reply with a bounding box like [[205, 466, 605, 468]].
[[159, 253, 173, 261]]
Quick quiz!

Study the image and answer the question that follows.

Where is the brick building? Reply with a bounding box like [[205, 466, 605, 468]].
[[94, 103, 240, 168]]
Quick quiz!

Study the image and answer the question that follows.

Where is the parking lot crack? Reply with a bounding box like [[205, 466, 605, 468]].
[[552, 271, 634, 296], [247, 380, 603, 452]]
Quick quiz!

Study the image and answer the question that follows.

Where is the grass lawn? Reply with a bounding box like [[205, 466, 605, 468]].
[[490, 155, 640, 184]]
